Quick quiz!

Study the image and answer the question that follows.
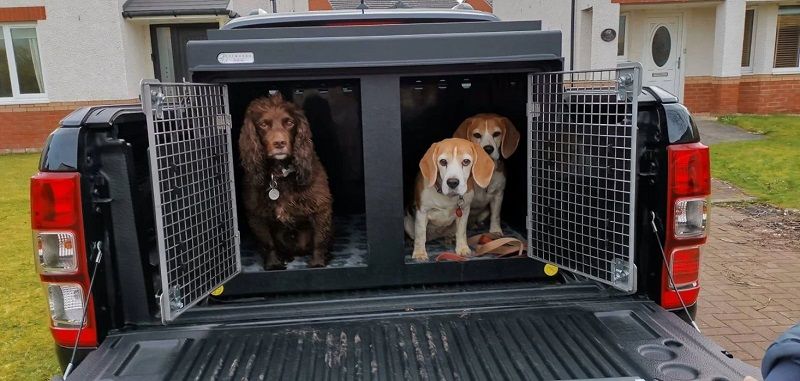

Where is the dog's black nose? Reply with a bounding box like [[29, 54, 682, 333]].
[[483, 145, 494, 154], [273, 140, 287, 149], [446, 178, 460, 189]]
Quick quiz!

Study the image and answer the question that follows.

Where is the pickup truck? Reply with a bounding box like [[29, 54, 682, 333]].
[[32, 8, 759, 380]]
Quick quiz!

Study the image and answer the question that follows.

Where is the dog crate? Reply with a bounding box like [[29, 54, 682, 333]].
[[142, 18, 641, 321]]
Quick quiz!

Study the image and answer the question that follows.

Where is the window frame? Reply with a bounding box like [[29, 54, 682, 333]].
[[741, 8, 756, 73], [773, 7, 800, 73], [0, 23, 48, 105], [617, 13, 630, 61]]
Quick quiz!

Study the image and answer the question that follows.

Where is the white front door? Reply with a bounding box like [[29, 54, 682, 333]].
[[643, 16, 682, 97]]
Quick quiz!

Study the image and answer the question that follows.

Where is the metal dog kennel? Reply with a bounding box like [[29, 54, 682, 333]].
[[142, 16, 641, 322]]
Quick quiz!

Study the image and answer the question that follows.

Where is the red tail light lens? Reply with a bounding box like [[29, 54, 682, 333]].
[[31, 172, 97, 347], [31, 173, 83, 229], [668, 143, 710, 198], [669, 247, 700, 289], [661, 143, 710, 310]]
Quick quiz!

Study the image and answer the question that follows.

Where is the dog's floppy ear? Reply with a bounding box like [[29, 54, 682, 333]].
[[471, 142, 495, 188], [290, 106, 315, 186], [453, 116, 476, 140], [239, 101, 267, 182], [419, 142, 439, 188], [499, 116, 520, 159]]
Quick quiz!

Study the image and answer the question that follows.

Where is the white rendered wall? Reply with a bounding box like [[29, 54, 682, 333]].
[[493, 0, 618, 71], [712, 0, 746, 77], [750, 4, 778, 74], [35, 0, 131, 101]]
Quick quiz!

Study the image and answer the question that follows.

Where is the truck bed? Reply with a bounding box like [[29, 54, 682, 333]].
[[69, 283, 757, 380]]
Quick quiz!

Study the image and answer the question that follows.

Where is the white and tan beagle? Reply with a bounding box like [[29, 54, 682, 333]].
[[453, 113, 520, 234], [404, 138, 495, 261]]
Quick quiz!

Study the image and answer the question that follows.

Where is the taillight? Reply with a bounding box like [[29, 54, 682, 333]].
[[34, 231, 78, 274], [669, 247, 700, 289], [673, 198, 708, 239], [661, 143, 710, 310], [30, 172, 97, 347]]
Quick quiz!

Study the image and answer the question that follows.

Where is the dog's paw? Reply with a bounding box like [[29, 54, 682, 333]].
[[264, 260, 286, 271], [263, 252, 285, 270], [307, 257, 326, 268], [455, 244, 472, 257], [489, 225, 503, 235], [411, 248, 429, 262]]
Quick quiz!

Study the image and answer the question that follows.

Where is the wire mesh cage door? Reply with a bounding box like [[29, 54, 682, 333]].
[[527, 66, 641, 292], [142, 81, 241, 323]]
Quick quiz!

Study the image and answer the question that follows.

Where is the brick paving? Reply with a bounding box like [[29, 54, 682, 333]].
[[693, 118, 800, 368], [697, 204, 800, 367]]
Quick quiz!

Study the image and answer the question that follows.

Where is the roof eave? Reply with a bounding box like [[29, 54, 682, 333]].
[[122, 9, 237, 19]]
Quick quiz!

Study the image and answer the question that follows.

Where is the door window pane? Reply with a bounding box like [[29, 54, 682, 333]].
[[155, 27, 175, 82], [10, 28, 44, 94], [0, 31, 11, 97], [651, 26, 671, 67]]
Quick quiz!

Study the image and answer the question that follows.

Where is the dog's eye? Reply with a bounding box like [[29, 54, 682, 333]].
[[286, 119, 295, 127], [439, 159, 447, 167], [492, 131, 502, 137], [472, 133, 481, 139], [461, 159, 471, 166]]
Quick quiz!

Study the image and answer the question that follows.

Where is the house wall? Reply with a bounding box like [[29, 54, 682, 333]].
[[493, 0, 573, 69], [0, 0, 140, 151], [684, 8, 716, 78], [35, 0, 131, 102], [494, 0, 618, 70], [230, 0, 309, 15]]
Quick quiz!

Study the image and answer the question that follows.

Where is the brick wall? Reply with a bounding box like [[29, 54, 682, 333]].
[[738, 74, 800, 114], [0, 100, 137, 152], [683, 75, 800, 114]]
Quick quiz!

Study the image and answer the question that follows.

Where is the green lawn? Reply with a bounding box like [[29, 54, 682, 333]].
[[713, 115, 800, 209], [0, 154, 60, 380]]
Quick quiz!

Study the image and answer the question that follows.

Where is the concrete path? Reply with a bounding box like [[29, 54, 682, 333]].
[[695, 116, 764, 146]]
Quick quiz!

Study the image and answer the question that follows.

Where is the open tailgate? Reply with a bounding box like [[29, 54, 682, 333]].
[[69, 292, 756, 380]]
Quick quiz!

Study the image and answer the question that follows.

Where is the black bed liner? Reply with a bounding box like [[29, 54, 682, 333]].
[[71, 287, 756, 380]]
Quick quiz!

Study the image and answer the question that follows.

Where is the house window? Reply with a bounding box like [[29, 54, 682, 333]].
[[617, 14, 628, 57], [0, 25, 45, 101], [150, 23, 218, 82], [774, 7, 800, 69], [741, 9, 755, 68]]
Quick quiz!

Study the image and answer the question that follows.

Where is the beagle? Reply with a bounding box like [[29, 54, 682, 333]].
[[404, 138, 495, 261], [453, 113, 520, 234]]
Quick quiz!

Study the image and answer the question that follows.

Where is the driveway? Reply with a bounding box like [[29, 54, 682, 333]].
[[695, 118, 800, 368]]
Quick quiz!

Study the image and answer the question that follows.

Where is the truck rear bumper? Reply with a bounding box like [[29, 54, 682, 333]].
[[69, 299, 755, 380]]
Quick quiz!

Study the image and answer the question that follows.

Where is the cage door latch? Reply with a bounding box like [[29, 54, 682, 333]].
[[616, 73, 635, 101]]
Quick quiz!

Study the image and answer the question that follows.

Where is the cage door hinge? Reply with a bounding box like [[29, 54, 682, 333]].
[[611, 258, 635, 287], [527, 102, 540, 118]]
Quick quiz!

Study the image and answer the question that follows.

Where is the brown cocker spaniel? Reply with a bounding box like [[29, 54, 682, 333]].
[[239, 93, 332, 269]]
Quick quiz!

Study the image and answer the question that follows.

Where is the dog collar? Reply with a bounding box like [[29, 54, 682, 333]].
[[273, 165, 295, 178], [432, 179, 465, 217], [267, 165, 295, 201]]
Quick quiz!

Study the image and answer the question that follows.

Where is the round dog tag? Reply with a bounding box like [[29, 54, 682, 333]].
[[268, 188, 280, 201]]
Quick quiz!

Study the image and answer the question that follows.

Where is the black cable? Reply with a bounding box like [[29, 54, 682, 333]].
[[649, 211, 700, 333], [63, 242, 103, 380]]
